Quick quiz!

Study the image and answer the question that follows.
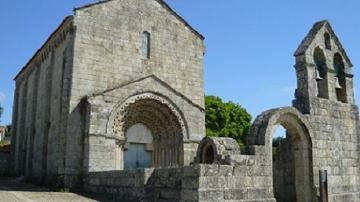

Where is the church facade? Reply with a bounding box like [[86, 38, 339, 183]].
[[10, 0, 360, 201]]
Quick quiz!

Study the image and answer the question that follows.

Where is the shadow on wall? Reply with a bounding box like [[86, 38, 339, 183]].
[[0, 146, 10, 176], [83, 166, 200, 201]]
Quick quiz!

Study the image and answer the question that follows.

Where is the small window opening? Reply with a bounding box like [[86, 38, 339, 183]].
[[324, 32, 331, 50], [142, 31, 151, 59]]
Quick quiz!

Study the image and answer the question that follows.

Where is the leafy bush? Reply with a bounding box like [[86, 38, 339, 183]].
[[205, 95, 252, 146]]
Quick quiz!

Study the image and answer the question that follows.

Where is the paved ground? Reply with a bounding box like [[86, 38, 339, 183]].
[[0, 177, 112, 202]]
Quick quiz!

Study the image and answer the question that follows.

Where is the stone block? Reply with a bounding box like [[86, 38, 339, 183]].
[[181, 190, 198, 201], [198, 190, 224, 201], [223, 188, 247, 200], [247, 188, 273, 200]]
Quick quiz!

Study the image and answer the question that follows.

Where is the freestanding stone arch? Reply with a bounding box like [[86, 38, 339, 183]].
[[247, 107, 314, 202], [107, 92, 189, 169]]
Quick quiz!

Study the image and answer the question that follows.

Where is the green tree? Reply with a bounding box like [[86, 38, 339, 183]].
[[205, 95, 252, 146]]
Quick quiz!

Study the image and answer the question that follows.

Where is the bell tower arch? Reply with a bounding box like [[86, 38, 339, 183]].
[[293, 20, 355, 113]]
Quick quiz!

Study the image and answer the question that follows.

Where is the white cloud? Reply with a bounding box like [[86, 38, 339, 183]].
[[0, 92, 6, 103]]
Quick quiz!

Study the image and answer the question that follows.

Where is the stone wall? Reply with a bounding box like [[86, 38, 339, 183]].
[[81, 78, 205, 174], [0, 153, 9, 175], [70, 0, 205, 112], [84, 164, 275, 202], [62, 0, 206, 187], [305, 99, 360, 201], [272, 136, 296, 202], [11, 18, 75, 187], [11, 0, 206, 189], [293, 21, 360, 201]]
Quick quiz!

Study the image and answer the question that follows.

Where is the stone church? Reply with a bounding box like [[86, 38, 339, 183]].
[[10, 0, 360, 201], [11, 0, 205, 187]]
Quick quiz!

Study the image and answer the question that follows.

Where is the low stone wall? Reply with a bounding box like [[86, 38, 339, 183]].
[[84, 167, 192, 201], [84, 163, 276, 202], [0, 153, 9, 175]]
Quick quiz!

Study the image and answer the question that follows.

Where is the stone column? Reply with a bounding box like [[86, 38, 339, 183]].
[[115, 138, 125, 170]]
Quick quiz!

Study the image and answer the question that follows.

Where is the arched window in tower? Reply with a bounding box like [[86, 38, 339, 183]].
[[334, 53, 347, 103], [142, 31, 151, 59], [324, 32, 331, 50], [313, 47, 329, 99]]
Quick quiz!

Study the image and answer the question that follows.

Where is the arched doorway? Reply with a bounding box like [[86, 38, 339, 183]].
[[110, 93, 187, 169], [124, 123, 153, 169], [272, 125, 298, 201], [248, 107, 314, 202]]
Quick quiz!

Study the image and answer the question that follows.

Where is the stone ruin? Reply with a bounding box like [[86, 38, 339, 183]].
[[9, 0, 360, 201]]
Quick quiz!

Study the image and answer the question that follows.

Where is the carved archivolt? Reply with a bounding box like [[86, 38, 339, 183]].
[[108, 92, 188, 141]]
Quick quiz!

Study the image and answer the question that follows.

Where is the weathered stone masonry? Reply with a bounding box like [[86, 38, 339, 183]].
[[11, 16, 75, 185], [11, 0, 205, 189], [292, 21, 360, 201], [10, 0, 360, 201]]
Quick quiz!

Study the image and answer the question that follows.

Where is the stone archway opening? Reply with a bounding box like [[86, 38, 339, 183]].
[[314, 47, 329, 99], [202, 144, 215, 164], [112, 95, 186, 169], [248, 107, 314, 202], [271, 114, 313, 202], [196, 137, 240, 165], [272, 125, 293, 200]]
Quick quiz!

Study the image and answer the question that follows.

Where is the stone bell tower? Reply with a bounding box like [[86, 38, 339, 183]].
[[292, 20, 360, 201], [293, 20, 355, 113]]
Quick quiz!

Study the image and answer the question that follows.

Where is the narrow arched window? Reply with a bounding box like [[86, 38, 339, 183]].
[[142, 31, 151, 59], [334, 53, 344, 78], [314, 47, 327, 78], [324, 32, 331, 50], [313, 47, 329, 99], [333, 53, 347, 103]]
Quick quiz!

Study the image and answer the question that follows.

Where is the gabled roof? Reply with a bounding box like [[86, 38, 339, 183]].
[[87, 74, 205, 112], [294, 20, 353, 67], [74, 0, 204, 40], [14, 1, 203, 81]]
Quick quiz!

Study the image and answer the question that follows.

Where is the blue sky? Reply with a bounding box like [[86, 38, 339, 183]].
[[0, 0, 360, 127]]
